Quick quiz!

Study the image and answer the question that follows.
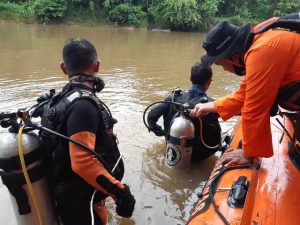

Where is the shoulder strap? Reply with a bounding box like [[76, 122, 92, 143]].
[[165, 88, 185, 121], [43, 89, 100, 127], [186, 93, 209, 107], [254, 19, 300, 35], [245, 14, 300, 52]]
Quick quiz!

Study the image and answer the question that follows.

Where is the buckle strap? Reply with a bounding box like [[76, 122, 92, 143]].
[[0, 148, 42, 171], [0, 164, 45, 215], [167, 135, 194, 147]]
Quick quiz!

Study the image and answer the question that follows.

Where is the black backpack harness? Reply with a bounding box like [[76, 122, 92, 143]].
[[40, 84, 123, 181]]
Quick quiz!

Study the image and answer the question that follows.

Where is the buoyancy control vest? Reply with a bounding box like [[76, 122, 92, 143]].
[[40, 83, 124, 202], [166, 90, 221, 161]]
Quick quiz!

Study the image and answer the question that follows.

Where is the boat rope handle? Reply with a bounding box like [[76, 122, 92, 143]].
[[18, 126, 44, 225], [209, 164, 252, 225]]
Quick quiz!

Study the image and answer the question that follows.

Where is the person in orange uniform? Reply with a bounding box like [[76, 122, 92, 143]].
[[40, 38, 135, 225], [191, 16, 300, 166]]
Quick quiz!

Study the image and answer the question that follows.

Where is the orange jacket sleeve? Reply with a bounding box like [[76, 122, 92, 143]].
[[214, 77, 246, 120], [69, 131, 124, 199]]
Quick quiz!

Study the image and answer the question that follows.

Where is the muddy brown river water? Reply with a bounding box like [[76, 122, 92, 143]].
[[0, 21, 241, 225]]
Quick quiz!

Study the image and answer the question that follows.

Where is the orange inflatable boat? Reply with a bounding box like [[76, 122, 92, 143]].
[[188, 113, 300, 225]]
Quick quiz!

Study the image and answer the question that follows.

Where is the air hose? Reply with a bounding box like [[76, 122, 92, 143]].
[[199, 118, 221, 149], [18, 125, 44, 225], [89, 143, 123, 225], [143, 100, 191, 131], [30, 123, 113, 175]]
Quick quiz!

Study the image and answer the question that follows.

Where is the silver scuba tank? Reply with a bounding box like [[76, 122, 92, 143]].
[[166, 114, 195, 169], [0, 132, 57, 225]]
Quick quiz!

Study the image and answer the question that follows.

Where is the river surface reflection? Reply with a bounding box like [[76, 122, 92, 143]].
[[0, 21, 241, 225]]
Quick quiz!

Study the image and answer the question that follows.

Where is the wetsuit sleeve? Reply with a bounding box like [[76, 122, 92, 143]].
[[147, 97, 171, 128], [67, 100, 124, 198]]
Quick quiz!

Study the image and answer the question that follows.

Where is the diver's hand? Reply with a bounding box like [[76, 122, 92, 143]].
[[190, 102, 215, 118], [220, 149, 254, 166], [116, 184, 135, 218], [151, 124, 164, 137]]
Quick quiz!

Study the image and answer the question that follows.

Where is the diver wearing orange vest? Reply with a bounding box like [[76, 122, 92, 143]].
[[191, 14, 300, 166]]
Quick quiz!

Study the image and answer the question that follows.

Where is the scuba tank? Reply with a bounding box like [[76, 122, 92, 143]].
[[143, 98, 195, 170], [166, 112, 195, 169], [0, 109, 57, 225], [0, 131, 57, 225]]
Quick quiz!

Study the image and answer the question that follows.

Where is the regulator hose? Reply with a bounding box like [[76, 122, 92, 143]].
[[18, 125, 44, 225], [143, 100, 191, 131], [98, 99, 113, 118], [29, 123, 113, 175]]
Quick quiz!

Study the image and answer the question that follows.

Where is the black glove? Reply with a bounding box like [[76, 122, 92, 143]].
[[151, 124, 164, 137], [116, 184, 135, 218]]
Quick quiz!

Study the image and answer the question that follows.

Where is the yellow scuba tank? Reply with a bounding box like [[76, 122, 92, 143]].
[[0, 131, 57, 225], [166, 113, 195, 169]]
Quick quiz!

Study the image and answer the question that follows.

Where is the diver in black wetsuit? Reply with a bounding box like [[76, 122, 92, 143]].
[[147, 62, 221, 160]]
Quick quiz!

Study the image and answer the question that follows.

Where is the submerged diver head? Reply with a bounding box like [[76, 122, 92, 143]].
[[190, 62, 212, 90], [60, 38, 104, 92], [201, 21, 251, 76]]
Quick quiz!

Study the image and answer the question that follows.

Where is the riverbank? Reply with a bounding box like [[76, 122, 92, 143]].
[[1, 0, 299, 32], [0, 0, 217, 32]]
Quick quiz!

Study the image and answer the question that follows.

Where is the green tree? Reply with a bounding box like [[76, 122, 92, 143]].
[[33, 0, 67, 23], [217, 0, 255, 24], [273, 0, 300, 17], [198, 0, 220, 30], [217, 0, 300, 25], [255, 0, 272, 19], [0, 1, 22, 20], [108, 3, 145, 26], [150, 0, 219, 31]]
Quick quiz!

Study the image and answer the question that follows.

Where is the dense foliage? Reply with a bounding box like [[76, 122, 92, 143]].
[[32, 0, 67, 23], [108, 3, 145, 26], [0, 0, 299, 30], [149, 0, 218, 31], [217, 0, 300, 25]]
